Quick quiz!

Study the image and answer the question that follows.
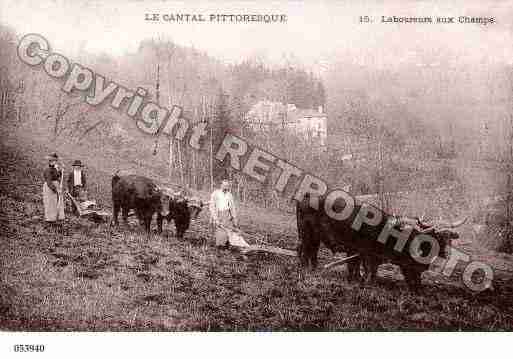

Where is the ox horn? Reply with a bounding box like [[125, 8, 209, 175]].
[[419, 217, 467, 233], [436, 217, 467, 231], [418, 226, 435, 234]]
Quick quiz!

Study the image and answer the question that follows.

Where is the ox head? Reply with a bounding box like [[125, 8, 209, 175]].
[[416, 217, 466, 258], [156, 187, 183, 217], [187, 197, 204, 219], [156, 186, 205, 220], [392, 215, 466, 259], [158, 190, 172, 217]]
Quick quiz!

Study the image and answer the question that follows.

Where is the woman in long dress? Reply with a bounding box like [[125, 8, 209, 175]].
[[42, 153, 65, 226]]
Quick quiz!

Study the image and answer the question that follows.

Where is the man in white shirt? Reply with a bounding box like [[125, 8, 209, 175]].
[[210, 180, 238, 247]]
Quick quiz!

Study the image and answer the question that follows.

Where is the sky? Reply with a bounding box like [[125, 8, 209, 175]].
[[1, 0, 513, 74]]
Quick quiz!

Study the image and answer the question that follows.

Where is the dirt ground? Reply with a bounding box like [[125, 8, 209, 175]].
[[1, 133, 513, 331]]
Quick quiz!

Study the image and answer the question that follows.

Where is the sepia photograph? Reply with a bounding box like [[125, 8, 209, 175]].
[[0, 0, 512, 354]]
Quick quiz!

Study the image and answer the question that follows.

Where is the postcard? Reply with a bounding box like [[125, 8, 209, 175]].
[[0, 0, 511, 357]]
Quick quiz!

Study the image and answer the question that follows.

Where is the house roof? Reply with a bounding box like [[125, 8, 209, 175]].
[[246, 101, 327, 124], [287, 109, 327, 121]]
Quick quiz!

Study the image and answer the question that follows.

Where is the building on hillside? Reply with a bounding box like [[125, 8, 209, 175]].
[[245, 100, 288, 130], [286, 104, 328, 146], [246, 101, 328, 146]]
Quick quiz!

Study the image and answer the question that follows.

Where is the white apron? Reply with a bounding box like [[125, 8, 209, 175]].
[[43, 180, 65, 222]]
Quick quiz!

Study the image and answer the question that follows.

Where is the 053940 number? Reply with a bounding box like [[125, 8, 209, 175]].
[[13, 344, 45, 353]]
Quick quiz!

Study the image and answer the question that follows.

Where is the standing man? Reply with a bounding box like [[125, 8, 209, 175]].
[[209, 180, 238, 248], [42, 153, 65, 226], [67, 159, 87, 200]]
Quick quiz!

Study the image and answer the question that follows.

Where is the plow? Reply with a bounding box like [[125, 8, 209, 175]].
[[217, 224, 297, 257], [65, 191, 111, 222]]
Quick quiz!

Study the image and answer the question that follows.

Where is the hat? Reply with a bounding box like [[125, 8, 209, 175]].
[[46, 153, 58, 161], [72, 160, 83, 167]]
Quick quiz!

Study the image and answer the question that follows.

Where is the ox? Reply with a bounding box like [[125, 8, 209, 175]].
[[296, 193, 465, 290], [157, 192, 204, 240], [111, 174, 165, 234]]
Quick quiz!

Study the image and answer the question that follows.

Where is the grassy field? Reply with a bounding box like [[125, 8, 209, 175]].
[[1, 130, 513, 331]]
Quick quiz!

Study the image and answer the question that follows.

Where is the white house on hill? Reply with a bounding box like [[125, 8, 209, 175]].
[[286, 104, 327, 146], [246, 101, 327, 146]]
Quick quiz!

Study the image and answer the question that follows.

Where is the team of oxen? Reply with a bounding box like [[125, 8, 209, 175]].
[[109, 173, 465, 291], [111, 174, 204, 239], [296, 193, 466, 290]]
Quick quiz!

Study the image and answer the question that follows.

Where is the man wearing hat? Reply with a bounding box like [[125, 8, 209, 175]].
[[67, 159, 87, 200], [209, 179, 238, 248], [43, 153, 65, 224]]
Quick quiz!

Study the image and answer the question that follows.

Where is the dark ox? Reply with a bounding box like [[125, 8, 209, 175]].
[[157, 195, 204, 239], [296, 194, 464, 290], [111, 174, 164, 234]]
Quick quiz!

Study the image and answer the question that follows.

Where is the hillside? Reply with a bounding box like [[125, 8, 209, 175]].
[[2, 128, 513, 331]]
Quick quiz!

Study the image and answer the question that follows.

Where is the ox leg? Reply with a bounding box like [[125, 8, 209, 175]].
[[175, 219, 188, 240], [361, 255, 378, 284], [403, 267, 422, 292], [112, 202, 120, 227], [135, 209, 144, 227], [121, 207, 129, 226], [297, 228, 308, 268], [296, 242, 306, 267], [143, 213, 152, 236], [157, 213, 164, 235], [298, 221, 319, 270], [309, 233, 321, 269], [346, 254, 362, 282]]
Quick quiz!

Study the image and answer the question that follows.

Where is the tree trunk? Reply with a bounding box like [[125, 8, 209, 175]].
[[169, 137, 174, 181], [209, 108, 214, 192]]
